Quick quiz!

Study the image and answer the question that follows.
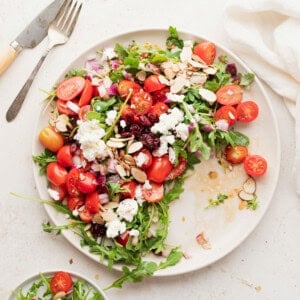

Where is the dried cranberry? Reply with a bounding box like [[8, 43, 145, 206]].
[[140, 133, 160, 150], [139, 115, 152, 127], [120, 131, 133, 138], [129, 123, 143, 136], [90, 223, 106, 239], [226, 63, 237, 77], [148, 112, 159, 124], [231, 74, 241, 84]]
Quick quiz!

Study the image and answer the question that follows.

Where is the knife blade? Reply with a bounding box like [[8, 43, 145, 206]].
[[0, 0, 63, 75]]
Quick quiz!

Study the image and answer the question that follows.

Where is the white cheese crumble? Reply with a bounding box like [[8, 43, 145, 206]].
[[215, 119, 229, 131], [105, 109, 117, 126], [47, 188, 60, 201], [120, 119, 127, 128], [134, 185, 145, 205], [143, 180, 152, 190], [101, 47, 117, 61], [153, 135, 175, 157], [105, 220, 126, 238], [166, 92, 185, 103], [135, 151, 147, 167], [116, 199, 138, 222], [74, 119, 108, 161], [151, 107, 184, 135], [72, 209, 79, 217], [175, 123, 189, 141]]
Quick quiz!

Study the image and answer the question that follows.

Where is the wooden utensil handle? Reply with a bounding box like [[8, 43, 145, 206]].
[[0, 44, 19, 75]]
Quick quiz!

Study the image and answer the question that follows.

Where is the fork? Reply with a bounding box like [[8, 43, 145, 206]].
[[6, 0, 83, 122]]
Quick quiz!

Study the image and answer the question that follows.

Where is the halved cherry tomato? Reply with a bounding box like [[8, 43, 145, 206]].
[[147, 155, 173, 183], [79, 79, 93, 107], [214, 105, 237, 126], [165, 157, 187, 180], [56, 76, 85, 101], [117, 80, 141, 98], [78, 105, 92, 121], [121, 104, 134, 120], [225, 145, 248, 164], [46, 162, 68, 186], [144, 74, 166, 93], [57, 145, 73, 168], [142, 182, 164, 203], [130, 90, 153, 115], [115, 231, 130, 246], [134, 148, 153, 169], [56, 99, 78, 116], [66, 168, 81, 196], [49, 183, 67, 201], [67, 195, 84, 211], [79, 208, 94, 222], [244, 155, 267, 177], [85, 191, 100, 214], [236, 101, 259, 122], [216, 84, 243, 105], [121, 180, 137, 198], [77, 171, 97, 194], [50, 271, 73, 294], [151, 86, 170, 102], [93, 85, 100, 97], [39, 125, 64, 153], [193, 42, 216, 65], [149, 102, 169, 117]]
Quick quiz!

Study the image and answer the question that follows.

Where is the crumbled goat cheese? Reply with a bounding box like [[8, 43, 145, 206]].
[[215, 119, 229, 131], [120, 119, 127, 128], [74, 119, 108, 161], [72, 209, 79, 217], [153, 135, 175, 157], [143, 180, 152, 190], [47, 188, 60, 201], [166, 93, 185, 103], [105, 110, 117, 126], [101, 47, 117, 61], [135, 151, 148, 167], [105, 220, 126, 238], [116, 199, 138, 222], [151, 107, 184, 135], [135, 185, 145, 205], [175, 123, 189, 141], [168, 147, 176, 164]]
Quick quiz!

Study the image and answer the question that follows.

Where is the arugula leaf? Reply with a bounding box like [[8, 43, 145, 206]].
[[65, 68, 86, 78], [32, 149, 56, 175], [166, 26, 184, 49], [240, 73, 255, 88], [247, 194, 259, 210], [149, 52, 168, 64], [42, 220, 83, 235], [105, 248, 182, 289], [109, 69, 124, 82], [106, 182, 128, 199], [172, 140, 187, 165], [163, 177, 185, 204], [205, 193, 228, 208], [114, 43, 128, 60], [187, 152, 201, 170]]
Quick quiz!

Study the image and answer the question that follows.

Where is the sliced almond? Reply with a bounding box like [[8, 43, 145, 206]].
[[136, 70, 146, 81], [190, 74, 207, 84], [238, 190, 254, 201], [101, 209, 118, 222], [53, 292, 66, 300], [203, 66, 217, 75], [131, 167, 147, 183], [107, 140, 125, 148], [199, 88, 217, 104], [128, 141, 143, 154], [188, 59, 207, 69], [124, 154, 136, 166], [110, 136, 133, 142], [243, 177, 256, 194], [191, 53, 207, 65], [103, 202, 119, 210], [92, 213, 104, 224], [116, 164, 127, 178]]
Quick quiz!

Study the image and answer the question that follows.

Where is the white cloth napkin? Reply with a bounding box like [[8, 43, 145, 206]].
[[224, 0, 300, 194]]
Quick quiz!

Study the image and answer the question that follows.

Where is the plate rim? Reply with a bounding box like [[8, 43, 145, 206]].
[[32, 28, 281, 277]]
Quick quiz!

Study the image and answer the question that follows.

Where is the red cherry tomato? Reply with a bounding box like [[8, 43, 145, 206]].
[[79, 208, 94, 222], [149, 102, 169, 117], [134, 148, 153, 170], [121, 181, 137, 199], [115, 231, 130, 246], [48, 183, 67, 201], [147, 155, 173, 183], [151, 86, 170, 102], [66, 168, 81, 196], [142, 182, 164, 203], [225, 145, 248, 164], [121, 104, 134, 120], [85, 191, 100, 214], [130, 90, 153, 115], [56, 99, 78, 116], [50, 271, 73, 294], [67, 195, 84, 211], [77, 171, 97, 194], [117, 80, 141, 98], [244, 155, 267, 177], [57, 145, 73, 168], [79, 79, 93, 107], [78, 105, 92, 121], [193, 42, 216, 65], [39, 125, 64, 153], [144, 75, 166, 93], [165, 157, 187, 180], [216, 84, 243, 106], [56, 76, 85, 101], [236, 101, 259, 122], [214, 105, 237, 126], [46, 162, 68, 186]]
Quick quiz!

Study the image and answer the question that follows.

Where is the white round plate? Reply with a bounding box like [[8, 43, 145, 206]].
[[8, 270, 108, 299], [32, 29, 280, 276]]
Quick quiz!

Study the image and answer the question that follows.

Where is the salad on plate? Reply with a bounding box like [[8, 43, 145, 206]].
[[33, 27, 267, 288]]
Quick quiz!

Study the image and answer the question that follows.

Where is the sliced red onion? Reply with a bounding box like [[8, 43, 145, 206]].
[[107, 158, 118, 173], [215, 119, 229, 131], [66, 101, 80, 114], [107, 174, 121, 183], [96, 174, 106, 186], [111, 59, 120, 70], [188, 123, 195, 131], [108, 83, 117, 95], [122, 70, 133, 80], [85, 57, 99, 72], [97, 84, 107, 98], [99, 193, 109, 204]]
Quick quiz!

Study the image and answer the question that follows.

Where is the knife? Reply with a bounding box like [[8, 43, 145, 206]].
[[0, 0, 63, 75]]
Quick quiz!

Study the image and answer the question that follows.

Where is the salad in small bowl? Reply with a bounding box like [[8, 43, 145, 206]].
[[10, 270, 107, 300], [32, 27, 277, 288]]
